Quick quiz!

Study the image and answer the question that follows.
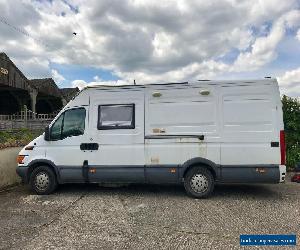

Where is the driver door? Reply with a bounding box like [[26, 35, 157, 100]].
[[46, 107, 88, 182]]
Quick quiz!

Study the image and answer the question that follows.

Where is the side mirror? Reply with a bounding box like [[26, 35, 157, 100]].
[[44, 126, 51, 141]]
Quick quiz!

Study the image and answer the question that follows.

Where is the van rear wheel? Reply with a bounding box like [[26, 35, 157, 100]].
[[29, 166, 57, 195], [184, 167, 214, 198]]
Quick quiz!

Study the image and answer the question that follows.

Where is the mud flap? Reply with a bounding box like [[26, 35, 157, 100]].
[[82, 160, 89, 183]]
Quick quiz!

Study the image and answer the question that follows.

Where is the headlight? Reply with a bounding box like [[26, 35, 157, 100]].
[[17, 155, 26, 164]]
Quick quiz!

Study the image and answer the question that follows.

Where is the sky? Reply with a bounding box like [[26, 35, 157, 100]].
[[0, 0, 299, 96]]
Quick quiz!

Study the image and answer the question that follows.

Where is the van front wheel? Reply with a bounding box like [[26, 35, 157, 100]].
[[184, 167, 214, 198], [29, 166, 57, 195]]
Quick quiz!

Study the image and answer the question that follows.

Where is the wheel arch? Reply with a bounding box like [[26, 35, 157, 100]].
[[27, 159, 60, 183], [180, 157, 220, 181]]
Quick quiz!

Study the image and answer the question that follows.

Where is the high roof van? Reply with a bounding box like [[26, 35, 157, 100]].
[[16, 79, 286, 198]]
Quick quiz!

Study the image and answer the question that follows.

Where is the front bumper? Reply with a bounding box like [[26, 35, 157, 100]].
[[16, 166, 29, 183]]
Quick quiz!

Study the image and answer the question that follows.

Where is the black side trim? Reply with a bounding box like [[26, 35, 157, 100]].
[[145, 165, 180, 168], [145, 135, 204, 140], [145, 165, 180, 183], [220, 164, 280, 183], [59, 164, 177, 169], [221, 164, 279, 168], [41, 163, 280, 184]]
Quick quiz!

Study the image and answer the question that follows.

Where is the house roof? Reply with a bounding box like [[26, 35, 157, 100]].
[[60, 87, 80, 101], [0, 53, 29, 81], [29, 78, 62, 98]]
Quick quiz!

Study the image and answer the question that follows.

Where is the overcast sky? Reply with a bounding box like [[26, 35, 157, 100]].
[[0, 0, 299, 96]]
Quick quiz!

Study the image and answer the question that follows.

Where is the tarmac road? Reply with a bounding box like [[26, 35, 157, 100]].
[[0, 177, 299, 250]]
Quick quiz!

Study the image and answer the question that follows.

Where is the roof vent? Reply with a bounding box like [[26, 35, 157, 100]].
[[264, 76, 271, 79]]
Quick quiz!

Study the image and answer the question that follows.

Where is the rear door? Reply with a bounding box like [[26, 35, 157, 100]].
[[87, 89, 145, 182], [220, 83, 279, 165], [220, 81, 280, 182]]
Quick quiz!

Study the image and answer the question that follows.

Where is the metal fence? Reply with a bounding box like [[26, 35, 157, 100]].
[[0, 107, 58, 131]]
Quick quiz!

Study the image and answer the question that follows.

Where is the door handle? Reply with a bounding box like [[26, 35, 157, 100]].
[[152, 91, 162, 97], [80, 143, 99, 151], [199, 90, 210, 96]]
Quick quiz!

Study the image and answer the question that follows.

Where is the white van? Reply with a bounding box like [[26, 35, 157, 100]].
[[16, 79, 286, 198]]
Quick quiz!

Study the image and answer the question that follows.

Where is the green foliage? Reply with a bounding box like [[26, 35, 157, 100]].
[[282, 95, 300, 171], [0, 129, 42, 149], [0, 131, 10, 144]]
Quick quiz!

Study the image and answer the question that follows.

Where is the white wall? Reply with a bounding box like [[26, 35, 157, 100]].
[[0, 147, 22, 189]]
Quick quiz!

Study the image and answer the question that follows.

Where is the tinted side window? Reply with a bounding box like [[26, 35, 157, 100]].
[[50, 114, 63, 140], [50, 108, 86, 140], [98, 104, 135, 129], [62, 108, 86, 138]]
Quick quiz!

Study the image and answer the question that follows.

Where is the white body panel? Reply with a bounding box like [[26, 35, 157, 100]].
[[219, 83, 280, 165], [144, 85, 220, 165], [88, 90, 145, 166], [46, 114, 89, 166]]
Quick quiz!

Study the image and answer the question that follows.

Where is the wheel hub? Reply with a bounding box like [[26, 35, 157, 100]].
[[190, 173, 209, 193], [34, 172, 50, 191]]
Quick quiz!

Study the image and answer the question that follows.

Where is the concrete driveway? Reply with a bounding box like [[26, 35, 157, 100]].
[[0, 179, 299, 250]]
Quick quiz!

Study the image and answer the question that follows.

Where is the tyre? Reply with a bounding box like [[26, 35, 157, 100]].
[[29, 166, 57, 195], [184, 167, 214, 198]]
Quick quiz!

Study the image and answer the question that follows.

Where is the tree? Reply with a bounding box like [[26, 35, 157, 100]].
[[282, 95, 300, 171]]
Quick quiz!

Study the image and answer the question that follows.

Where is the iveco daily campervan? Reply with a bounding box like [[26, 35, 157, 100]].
[[16, 79, 286, 198]]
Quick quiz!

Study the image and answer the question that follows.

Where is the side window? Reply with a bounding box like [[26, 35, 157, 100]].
[[50, 114, 63, 140], [50, 108, 86, 140], [98, 104, 135, 129], [62, 108, 86, 138]]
